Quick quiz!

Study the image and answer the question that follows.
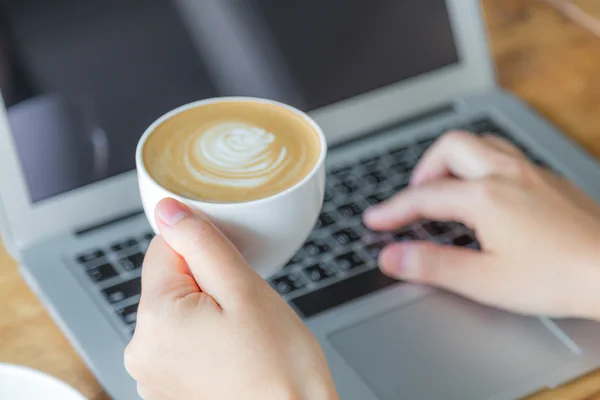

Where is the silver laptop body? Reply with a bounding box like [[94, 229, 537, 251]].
[[1, 1, 599, 399]]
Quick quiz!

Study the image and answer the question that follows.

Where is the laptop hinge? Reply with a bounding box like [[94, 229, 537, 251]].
[[330, 102, 456, 150], [75, 210, 144, 236]]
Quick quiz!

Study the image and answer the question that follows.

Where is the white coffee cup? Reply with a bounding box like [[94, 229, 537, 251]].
[[136, 97, 327, 278]]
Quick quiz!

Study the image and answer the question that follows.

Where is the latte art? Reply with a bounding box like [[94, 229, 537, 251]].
[[143, 100, 321, 203], [186, 123, 291, 188]]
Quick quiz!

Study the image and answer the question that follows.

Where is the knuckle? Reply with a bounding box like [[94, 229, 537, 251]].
[[123, 341, 144, 379], [434, 131, 481, 158], [471, 178, 503, 206], [414, 245, 443, 284], [498, 156, 533, 182], [135, 300, 167, 327], [482, 132, 510, 146], [440, 130, 472, 147]]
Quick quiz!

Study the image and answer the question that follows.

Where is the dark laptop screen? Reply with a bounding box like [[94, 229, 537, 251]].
[[0, 0, 458, 202]]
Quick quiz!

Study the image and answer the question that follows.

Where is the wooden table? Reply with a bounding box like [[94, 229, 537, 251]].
[[2, 1, 600, 399]]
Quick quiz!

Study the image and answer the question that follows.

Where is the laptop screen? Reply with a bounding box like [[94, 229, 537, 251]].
[[0, 0, 458, 203]]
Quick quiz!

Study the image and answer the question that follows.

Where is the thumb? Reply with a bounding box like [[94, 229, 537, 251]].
[[154, 198, 260, 307], [140, 235, 201, 307], [379, 241, 499, 305]]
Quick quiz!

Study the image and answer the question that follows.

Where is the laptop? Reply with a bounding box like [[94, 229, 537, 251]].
[[1, 0, 600, 398]]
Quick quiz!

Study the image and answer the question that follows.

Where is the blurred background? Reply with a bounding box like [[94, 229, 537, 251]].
[[0, 0, 455, 202]]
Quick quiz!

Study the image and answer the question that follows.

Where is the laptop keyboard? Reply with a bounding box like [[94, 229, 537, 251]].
[[73, 117, 548, 334]]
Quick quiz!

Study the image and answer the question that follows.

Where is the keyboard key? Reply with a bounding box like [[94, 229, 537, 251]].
[[413, 147, 431, 160], [304, 263, 336, 282], [452, 234, 474, 247], [360, 156, 381, 169], [271, 273, 305, 295], [102, 278, 141, 303], [334, 179, 360, 194], [393, 182, 409, 192], [338, 202, 364, 218], [395, 229, 420, 241], [143, 232, 155, 241], [417, 137, 436, 149], [291, 252, 305, 264], [331, 165, 352, 177], [440, 221, 465, 230], [365, 240, 389, 259], [389, 161, 412, 174], [119, 253, 145, 271], [333, 228, 361, 245], [116, 303, 139, 324], [324, 189, 335, 202], [362, 170, 387, 185], [291, 268, 399, 318], [86, 263, 118, 282], [316, 212, 336, 228], [365, 195, 381, 206], [422, 222, 452, 237], [333, 251, 364, 271], [111, 238, 138, 252], [284, 252, 304, 268], [365, 192, 391, 205], [303, 239, 332, 256], [389, 146, 409, 159], [76, 249, 105, 264]]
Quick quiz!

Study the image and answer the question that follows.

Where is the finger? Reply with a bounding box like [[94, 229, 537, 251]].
[[363, 179, 481, 231], [155, 198, 260, 307], [379, 241, 504, 307], [481, 134, 524, 157], [137, 383, 173, 400], [140, 235, 201, 306], [410, 131, 518, 186]]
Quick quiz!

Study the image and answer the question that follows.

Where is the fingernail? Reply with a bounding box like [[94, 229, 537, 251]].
[[364, 204, 385, 222], [156, 198, 192, 227], [381, 245, 416, 278]]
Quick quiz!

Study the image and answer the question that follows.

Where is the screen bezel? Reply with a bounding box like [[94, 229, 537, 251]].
[[0, 0, 495, 251]]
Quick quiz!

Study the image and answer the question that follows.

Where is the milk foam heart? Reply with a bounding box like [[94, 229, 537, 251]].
[[142, 100, 320, 203], [185, 122, 291, 188]]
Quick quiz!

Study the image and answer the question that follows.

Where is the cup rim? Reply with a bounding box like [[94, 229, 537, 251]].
[[135, 96, 327, 207]]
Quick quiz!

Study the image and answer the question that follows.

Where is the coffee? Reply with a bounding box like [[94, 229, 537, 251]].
[[143, 100, 321, 203]]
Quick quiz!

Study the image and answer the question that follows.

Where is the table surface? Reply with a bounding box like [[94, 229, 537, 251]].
[[2, 1, 600, 399]]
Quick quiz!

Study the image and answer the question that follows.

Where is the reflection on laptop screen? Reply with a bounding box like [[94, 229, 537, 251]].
[[0, 0, 458, 203]]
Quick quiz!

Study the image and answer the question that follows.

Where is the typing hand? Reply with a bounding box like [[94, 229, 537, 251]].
[[125, 198, 337, 400], [364, 131, 600, 320]]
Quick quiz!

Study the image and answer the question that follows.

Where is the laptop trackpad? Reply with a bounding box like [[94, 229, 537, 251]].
[[329, 293, 577, 400]]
